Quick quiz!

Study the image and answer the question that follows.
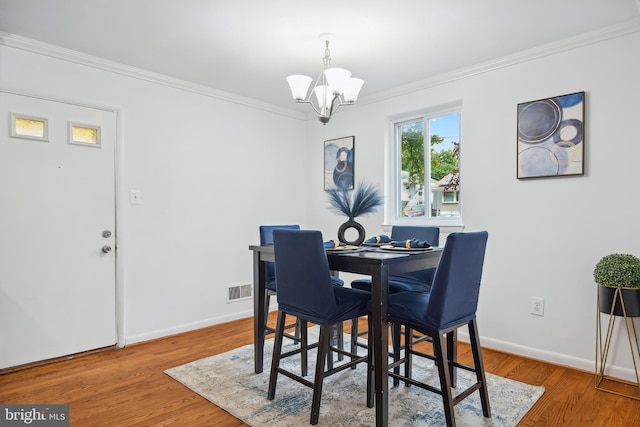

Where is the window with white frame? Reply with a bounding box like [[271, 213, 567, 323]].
[[387, 106, 461, 223]]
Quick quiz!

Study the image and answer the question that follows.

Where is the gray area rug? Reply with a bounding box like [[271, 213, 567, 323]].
[[165, 330, 544, 426]]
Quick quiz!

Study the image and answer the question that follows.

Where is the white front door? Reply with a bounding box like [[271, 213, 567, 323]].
[[0, 91, 117, 369]]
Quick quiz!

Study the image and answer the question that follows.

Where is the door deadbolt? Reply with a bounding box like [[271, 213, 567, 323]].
[[102, 230, 112, 238], [101, 245, 112, 253]]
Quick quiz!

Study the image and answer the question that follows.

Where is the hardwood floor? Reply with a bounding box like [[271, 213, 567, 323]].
[[1, 314, 639, 426]]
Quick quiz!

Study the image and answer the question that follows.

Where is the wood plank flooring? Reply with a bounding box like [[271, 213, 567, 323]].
[[1, 314, 639, 426]]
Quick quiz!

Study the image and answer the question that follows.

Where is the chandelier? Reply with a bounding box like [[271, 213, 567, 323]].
[[286, 33, 364, 124]]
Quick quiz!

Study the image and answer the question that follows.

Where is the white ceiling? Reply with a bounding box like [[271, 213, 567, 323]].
[[1, 0, 639, 111]]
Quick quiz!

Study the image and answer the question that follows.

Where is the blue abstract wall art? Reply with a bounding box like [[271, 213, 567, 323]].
[[517, 91, 585, 179], [324, 136, 354, 190]]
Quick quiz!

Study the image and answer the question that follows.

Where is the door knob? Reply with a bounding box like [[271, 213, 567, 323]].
[[101, 245, 112, 254]]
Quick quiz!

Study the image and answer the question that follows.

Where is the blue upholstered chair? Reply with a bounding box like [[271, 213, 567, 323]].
[[386, 231, 490, 427], [351, 226, 440, 352], [260, 225, 301, 316], [260, 227, 302, 330], [260, 225, 346, 369], [268, 229, 373, 425], [260, 225, 309, 373], [260, 225, 344, 306]]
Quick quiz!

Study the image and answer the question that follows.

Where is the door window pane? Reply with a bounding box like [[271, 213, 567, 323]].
[[11, 113, 48, 141], [69, 123, 101, 147]]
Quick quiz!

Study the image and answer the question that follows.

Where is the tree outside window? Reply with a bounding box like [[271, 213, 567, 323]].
[[397, 111, 460, 218]]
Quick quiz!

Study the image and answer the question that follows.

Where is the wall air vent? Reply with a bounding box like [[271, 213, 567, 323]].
[[227, 284, 252, 303]]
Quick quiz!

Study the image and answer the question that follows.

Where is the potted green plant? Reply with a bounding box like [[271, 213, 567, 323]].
[[594, 253, 640, 317]]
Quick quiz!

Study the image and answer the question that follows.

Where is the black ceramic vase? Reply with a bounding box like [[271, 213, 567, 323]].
[[337, 218, 366, 246]]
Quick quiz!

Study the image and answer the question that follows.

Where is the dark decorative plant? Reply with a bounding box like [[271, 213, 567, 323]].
[[326, 180, 383, 220], [594, 253, 640, 288], [326, 180, 383, 245]]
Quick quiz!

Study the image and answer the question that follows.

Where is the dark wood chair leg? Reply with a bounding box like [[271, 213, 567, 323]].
[[404, 326, 413, 387], [326, 334, 334, 371], [447, 329, 457, 388], [336, 322, 344, 361], [392, 322, 402, 387], [300, 319, 308, 377], [264, 293, 271, 325], [469, 320, 491, 417], [350, 319, 358, 369], [433, 332, 456, 427], [310, 325, 330, 425], [366, 316, 374, 408], [295, 318, 301, 339], [267, 310, 287, 400]]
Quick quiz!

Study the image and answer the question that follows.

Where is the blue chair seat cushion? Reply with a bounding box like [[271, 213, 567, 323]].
[[268, 276, 344, 292], [385, 291, 477, 332], [279, 286, 371, 326], [351, 276, 432, 294]]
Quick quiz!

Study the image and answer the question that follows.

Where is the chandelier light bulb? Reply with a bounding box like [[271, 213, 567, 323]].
[[342, 78, 364, 103], [286, 75, 313, 101], [324, 68, 351, 95]]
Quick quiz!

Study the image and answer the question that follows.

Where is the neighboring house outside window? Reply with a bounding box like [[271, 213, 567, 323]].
[[385, 105, 462, 226]]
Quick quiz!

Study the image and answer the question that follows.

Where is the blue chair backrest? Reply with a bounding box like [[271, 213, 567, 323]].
[[391, 226, 440, 245], [425, 231, 488, 330], [272, 229, 337, 322], [260, 225, 300, 289], [391, 226, 440, 283]]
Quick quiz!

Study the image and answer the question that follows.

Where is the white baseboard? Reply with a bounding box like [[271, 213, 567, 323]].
[[126, 311, 638, 384], [124, 309, 253, 345], [459, 331, 638, 383]]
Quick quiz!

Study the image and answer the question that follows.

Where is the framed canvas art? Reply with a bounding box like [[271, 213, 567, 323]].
[[324, 136, 354, 190], [517, 91, 585, 179]]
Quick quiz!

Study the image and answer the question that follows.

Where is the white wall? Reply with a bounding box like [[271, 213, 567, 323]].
[[3, 25, 640, 379], [1, 42, 308, 344], [305, 28, 640, 378]]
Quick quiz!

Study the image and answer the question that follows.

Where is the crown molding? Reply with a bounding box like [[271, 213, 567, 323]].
[[3, 17, 639, 122], [357, 17, 640, 107], [0, 31, 306, 121]]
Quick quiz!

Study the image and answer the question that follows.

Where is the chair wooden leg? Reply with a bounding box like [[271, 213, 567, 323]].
[[326, 336, 334, 371], [447, 329, 457, 388], [295, 317, 301, 339], [392, 322, 402, 387], [267, 310, 287, 400], [336, 322, 345, 361], [264, 293, 271, 325], [366, 316, 374, 408], [433, 332, 456, 427], [350, 319, 358, 369], [310, 325, 330, 425], [469, 319, 491, 417], [328, 324, 344, 364], [404, 326, 413, 387], [300, 319, 308, 377]]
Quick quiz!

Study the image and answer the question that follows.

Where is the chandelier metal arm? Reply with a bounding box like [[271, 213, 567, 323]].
[[293, 96, 344, 122]]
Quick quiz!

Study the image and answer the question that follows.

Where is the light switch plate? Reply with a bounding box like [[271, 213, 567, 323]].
[[130, 190, 141, 205]]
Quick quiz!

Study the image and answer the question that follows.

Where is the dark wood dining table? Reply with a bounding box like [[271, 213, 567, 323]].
[[249, 244, 443, 427]]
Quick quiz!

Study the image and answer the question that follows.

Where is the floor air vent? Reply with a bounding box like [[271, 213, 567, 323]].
[[227, 284, 252, 303]]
